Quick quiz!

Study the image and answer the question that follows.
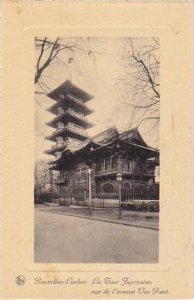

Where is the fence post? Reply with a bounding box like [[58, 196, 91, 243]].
[[88, 168, 92, 215], [132, 176, 134, 202]]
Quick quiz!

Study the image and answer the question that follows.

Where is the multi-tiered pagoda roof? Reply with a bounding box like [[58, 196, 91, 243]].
[[45, 80, 94, 156]]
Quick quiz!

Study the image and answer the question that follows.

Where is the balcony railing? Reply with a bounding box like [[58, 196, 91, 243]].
[[96, 159, 131, 174], [48, 124, 88, 139], [65, 122, 86, 133], [56, 108, 85, 120], [66, 108, 85, 119], [95, 159, 154, 176], [66, 93, 85, 105]]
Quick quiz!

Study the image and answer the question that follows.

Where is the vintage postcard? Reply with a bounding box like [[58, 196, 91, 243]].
[[2, 1, 193, 298]]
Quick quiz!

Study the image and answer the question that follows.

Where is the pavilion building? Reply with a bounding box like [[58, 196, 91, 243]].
[[45, 80, 159, 207]]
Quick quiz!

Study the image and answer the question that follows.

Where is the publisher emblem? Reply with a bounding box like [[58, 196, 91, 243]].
[[16, 275, 26, 286]]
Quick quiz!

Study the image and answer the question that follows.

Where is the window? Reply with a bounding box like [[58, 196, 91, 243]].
[[61, 171, 69, 180], [57, 122, 64, 129], [57, 107, 64, 115], [55, 152, 61, 159], [133, 160, 138, 171], [56, 137, 63, 144], [128, 161, 132, 171], [59, 93, 65, 99], [155, 166, 160, 183]]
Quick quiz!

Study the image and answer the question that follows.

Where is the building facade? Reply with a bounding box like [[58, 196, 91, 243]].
[[45, 80, 159, 206]]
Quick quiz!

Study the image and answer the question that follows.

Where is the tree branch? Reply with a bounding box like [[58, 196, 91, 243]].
[[129, 38, 160, 99]]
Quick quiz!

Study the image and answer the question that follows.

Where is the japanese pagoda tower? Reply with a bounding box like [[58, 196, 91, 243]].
[[45, 80, 94, 161]]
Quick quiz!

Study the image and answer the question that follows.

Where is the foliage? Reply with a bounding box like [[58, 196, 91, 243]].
[[122, 201, 159, 212]]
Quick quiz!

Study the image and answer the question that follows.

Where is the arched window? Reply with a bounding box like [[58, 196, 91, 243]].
[[102, 183, 115, 193], [123, 182, 131, 189]]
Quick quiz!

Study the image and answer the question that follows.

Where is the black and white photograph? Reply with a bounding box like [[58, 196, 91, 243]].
[[34, 37, 160, 264]]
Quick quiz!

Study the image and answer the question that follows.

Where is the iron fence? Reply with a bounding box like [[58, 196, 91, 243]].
[[40, 184, 159, 206], [121, 184, 159, 201]]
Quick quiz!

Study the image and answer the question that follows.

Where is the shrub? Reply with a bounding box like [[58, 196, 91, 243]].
[[122, 201, 159, 212]]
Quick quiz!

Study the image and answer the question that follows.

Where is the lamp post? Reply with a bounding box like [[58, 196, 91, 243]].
[[88, 167, 92, 215], [116, 172, 123, 219]]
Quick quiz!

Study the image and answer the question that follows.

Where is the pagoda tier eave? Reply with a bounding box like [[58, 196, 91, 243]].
[[47, 80, 94, 103], [44, 146, 65, 156], [46, 98, 94, 116], [44, 150, 55, 156], [48, 163, 62, 170], [46, 112, 94, 129], [48, 92, 93, 103], [49, 166, 61, 170], [46, 127, 89, 142], [47, 106, 94, 117]]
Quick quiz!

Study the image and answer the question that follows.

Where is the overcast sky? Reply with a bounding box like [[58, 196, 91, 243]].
[[35, 37, 159, 161]]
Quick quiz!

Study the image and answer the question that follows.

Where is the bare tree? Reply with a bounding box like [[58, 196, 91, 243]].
[[34, 160, 50, 191], [116, 38, 160, 133], [35, 37, 98, 95]]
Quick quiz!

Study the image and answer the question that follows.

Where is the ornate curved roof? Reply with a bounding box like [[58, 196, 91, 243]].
[[47, 79, 94, 102]]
